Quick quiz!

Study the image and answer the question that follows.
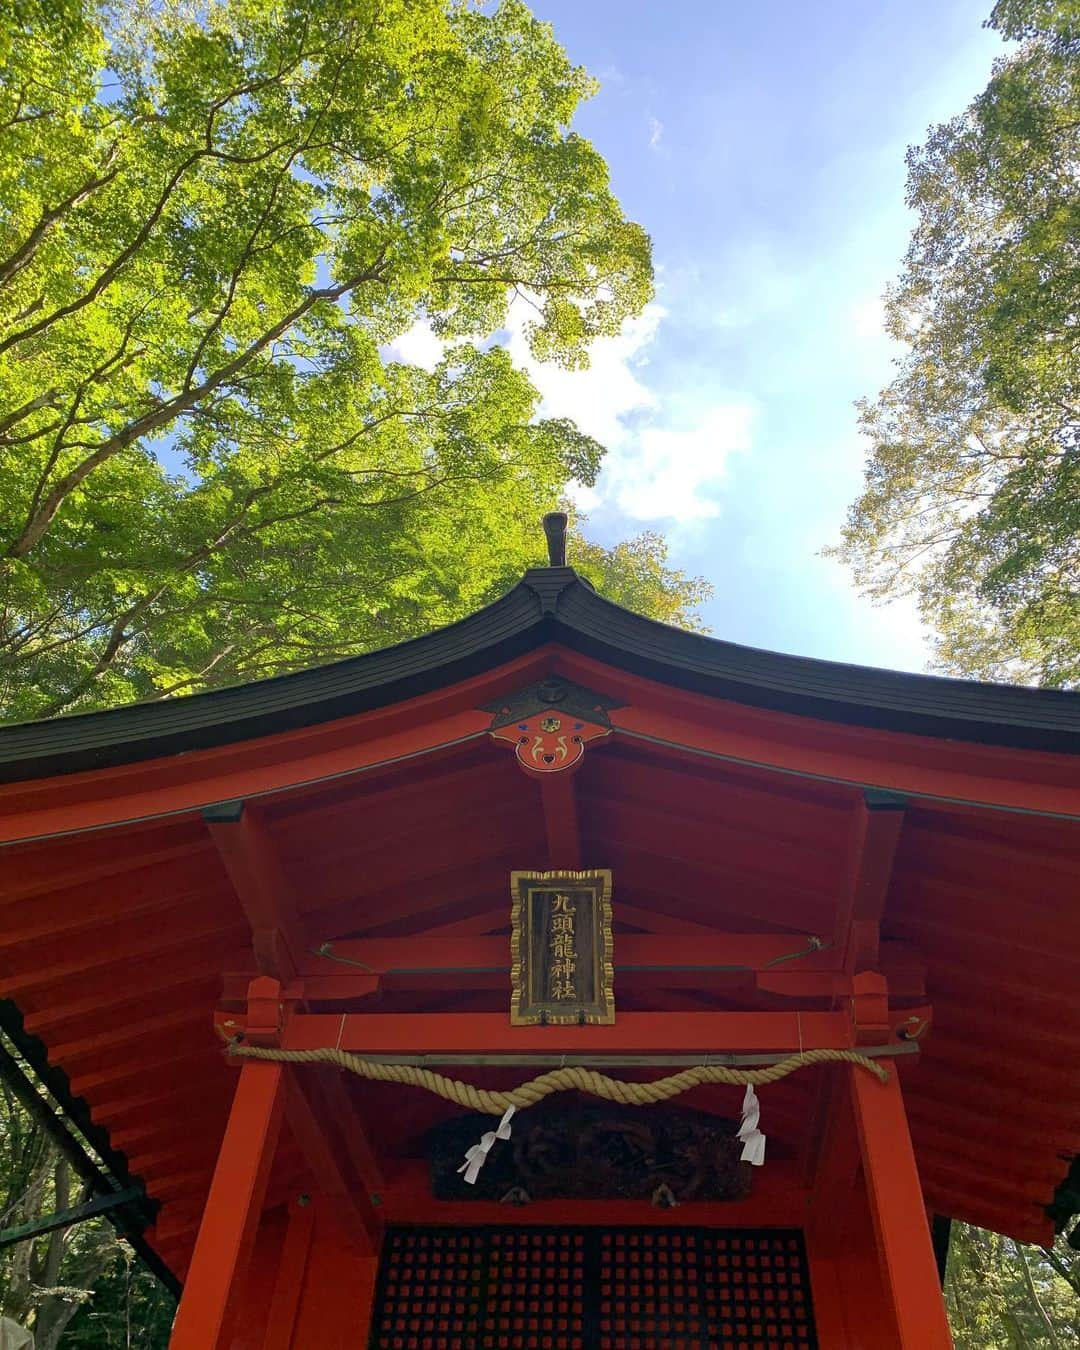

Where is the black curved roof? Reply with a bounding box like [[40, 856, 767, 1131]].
[[1, 567, 1077, 783]]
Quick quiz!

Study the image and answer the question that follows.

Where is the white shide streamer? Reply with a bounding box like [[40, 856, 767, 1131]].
[[737, 1084, 766, 1166], [458, 1105, 516, 1185]]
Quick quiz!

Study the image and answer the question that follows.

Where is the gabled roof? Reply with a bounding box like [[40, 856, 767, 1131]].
[[1, 566, 1077, 783], [1, 562, 1079, 1276]]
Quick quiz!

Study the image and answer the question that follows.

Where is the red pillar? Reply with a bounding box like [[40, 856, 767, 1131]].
[[260, 1198, 316, 1350], [170, 1061, 285, 1350], [850, 1065, 953, 1348]]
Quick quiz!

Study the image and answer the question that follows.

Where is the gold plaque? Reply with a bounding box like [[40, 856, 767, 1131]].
[[509, 870, 614, 1025]]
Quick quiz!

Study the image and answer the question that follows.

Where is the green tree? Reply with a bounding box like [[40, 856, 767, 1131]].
[[0, 1031, 174, 1350], [0, 0, 705, 723], [833, 0, 1079, 685], [0, 0, 708, 1339], [946, 1223, 1080, 1348]]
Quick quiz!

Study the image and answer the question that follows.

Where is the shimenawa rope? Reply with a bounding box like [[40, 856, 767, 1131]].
[[226, 1042, 888, 1116]]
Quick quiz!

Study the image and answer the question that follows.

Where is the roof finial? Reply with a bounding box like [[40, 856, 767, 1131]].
[[542, 512, 568, 567]]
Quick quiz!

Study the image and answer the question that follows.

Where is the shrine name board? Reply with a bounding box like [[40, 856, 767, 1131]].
[[510, 870, 614, 1025]]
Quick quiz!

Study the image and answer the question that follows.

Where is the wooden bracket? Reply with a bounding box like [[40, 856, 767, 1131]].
[[851, 971, 890, 1046], [204, 802, 308, 983], [835, 790, 907, 976], [244, 976, 285, 1047]]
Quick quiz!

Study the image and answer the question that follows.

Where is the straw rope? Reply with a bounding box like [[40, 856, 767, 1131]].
[[226, 1043, 888, 1116]]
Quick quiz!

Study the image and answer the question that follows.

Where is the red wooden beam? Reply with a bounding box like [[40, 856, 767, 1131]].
[[204, 802, 308, 981], [283, 1069, 382, 1254], [111, 1103, 230, 1155], [805, 1068, 859, 1253], [169, 1060, 284, 1350], [834, 789, 907, 973], [249, 966, 924, 1007], [412, 908, 508, 940], [306, 932, 838, 975], [581, 653, 1080, 816], [282, 1009, 856, 1054], [205, 809, 389, 1254], [540, 773, 582, 869], [261, 1198, 316, 1350], [88, 1077, 229, 1129], [0, 687, 511, 844], [380, 1157, 808, 1230], [850, 1064, 953, 1348]]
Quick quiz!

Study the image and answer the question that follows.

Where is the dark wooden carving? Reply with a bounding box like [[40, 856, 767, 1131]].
[[428, 1102, 752, 1205]]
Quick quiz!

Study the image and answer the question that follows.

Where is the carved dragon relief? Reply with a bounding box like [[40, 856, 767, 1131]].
[[428, 1102, 752, 1206]]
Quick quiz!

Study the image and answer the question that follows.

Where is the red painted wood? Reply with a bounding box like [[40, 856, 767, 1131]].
[[22, 969, 220, 1040], [230, 1210, 287, 1350], [169, 1060, 284, 1350], [614, 901, 722, 936], [0, 667, 528, 841], [540, 773, 582, 869], [308, 932, 837, 974], [71, 1046, 220, 1102], [307, 850, 536, 942], [260, 1200, 315, 1350], [0, 853, 224, 949], [836, 795, 906, 970], [283, 1009, 855, 1053], [0, 907, 247, 996], [850, 1066, 953, 1348], [380, 1157, 809, 1229], [582, 836, 836, 935], [46, 1004, 215, 1067], [580, 785, 844, 899], [558, 647, 1080, 814], [288, 1209, 380, 1350], [283, 1068, 381, 1253], [269, 752, 516, 848], [0, 817, 208, 902], [206, 808, 308, 981], [0, 634, 1074, 1275]]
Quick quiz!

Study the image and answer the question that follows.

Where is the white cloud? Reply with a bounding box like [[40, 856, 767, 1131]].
[[504, 298, 752, 523], [612, 405, 752, 521], [380, 301, 752, 526], [648, 116, 663, 150], [382, 319, 445, 371], [504, 301, 660, 448]]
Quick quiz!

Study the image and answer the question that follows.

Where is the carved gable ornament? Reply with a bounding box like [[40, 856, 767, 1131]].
[[483, 677, 622, 775]]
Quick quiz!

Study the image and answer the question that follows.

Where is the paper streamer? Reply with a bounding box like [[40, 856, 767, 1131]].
[[458, 1105, 516, 1184], [737, 1083, 766, 1166]]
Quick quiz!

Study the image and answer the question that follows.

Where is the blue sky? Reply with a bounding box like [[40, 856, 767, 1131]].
[[512, 1, 1009, 671]]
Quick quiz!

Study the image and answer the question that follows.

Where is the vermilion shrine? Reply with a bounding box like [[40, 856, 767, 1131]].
[[1, 519, 1078, 1348]]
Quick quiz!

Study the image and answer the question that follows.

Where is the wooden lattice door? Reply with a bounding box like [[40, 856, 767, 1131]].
[[369, 1224, 818, 1349]]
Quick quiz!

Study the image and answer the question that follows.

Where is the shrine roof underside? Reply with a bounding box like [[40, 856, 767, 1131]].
[[0, 564, 1078, 1285]]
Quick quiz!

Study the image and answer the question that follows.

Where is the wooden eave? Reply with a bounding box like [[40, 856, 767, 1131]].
[[0, 566, 1078, 1282], [1, 567, 1078, 787]]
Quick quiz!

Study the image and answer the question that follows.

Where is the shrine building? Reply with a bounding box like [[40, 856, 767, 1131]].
[[0, 516, 1078, 1349]]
